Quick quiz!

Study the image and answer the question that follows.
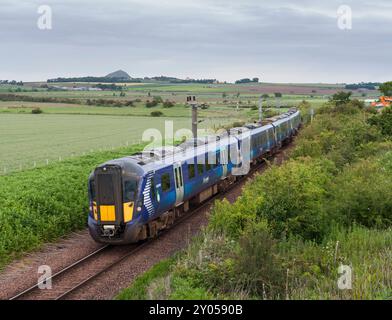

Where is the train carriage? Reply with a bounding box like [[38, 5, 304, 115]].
[[88, 109, 301, 244]]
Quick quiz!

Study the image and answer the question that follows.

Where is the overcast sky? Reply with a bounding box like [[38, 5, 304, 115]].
[[1, 0, 391, 83]]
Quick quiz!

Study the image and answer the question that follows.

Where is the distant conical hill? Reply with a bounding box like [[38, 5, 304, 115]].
[[105, 70, 131, 80]]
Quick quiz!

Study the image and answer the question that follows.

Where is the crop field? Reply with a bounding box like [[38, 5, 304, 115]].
[[0, 81, 378, 175], [0, 101, 254, 118], [0, 113, 232, 173]]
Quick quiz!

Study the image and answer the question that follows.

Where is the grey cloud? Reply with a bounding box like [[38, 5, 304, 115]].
[[0, 0, 391, 82]]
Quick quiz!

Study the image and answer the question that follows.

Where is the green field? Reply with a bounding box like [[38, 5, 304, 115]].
[[0, 114, 232, 173], [0, 101, 254, 118]]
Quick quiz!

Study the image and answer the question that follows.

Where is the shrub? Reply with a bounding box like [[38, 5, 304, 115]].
[[252, 159, 334, 241], [146, 100, 158, 108], [368, 107, 392, 136], [293, 112, 382, 169], [163, 100, 174, 108], [328, 157, 392, 228], [151, 111, 163, 117], [235, 224, 285, 298], [153, 96, 163, 103], [31, 107, 43, 114]]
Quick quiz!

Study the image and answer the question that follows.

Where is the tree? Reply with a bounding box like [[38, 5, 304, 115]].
[[368, 107, 392, 136], [330, 91, 352, 106], [274, 92, 282, 98], [261, 94, 269, 99], [163, 100, 174, 108], [379, 81, 392, 96]]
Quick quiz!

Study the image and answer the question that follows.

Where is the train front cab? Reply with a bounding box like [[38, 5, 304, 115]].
[[88, 164, 143, 244]]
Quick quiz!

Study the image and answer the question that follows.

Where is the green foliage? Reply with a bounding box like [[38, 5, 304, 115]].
[[116, 258, 175, 300], [153, 96, 163, 103], [379, 81, 392, 96], [145, 100, 158, 108], [150, 111, 163, 117], [31, 107, 43, 114], [328, 156, 392, 228], [162, 100, 175, 108], [368, 107, 392, 136], [253, 159, 334, 241], [234, 224, 285, 298], [282, 226, 392, 299], [330, 91, 352, 106], [293, 112, 382, 169]]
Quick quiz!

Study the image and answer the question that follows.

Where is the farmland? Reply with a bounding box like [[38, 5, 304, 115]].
[[0, 113, 233, 173], [1, 81, 367, 174]]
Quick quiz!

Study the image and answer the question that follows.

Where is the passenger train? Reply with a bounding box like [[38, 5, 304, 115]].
[[88, 109, 301, 244]]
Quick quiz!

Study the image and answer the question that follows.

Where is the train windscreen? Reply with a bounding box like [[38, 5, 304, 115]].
[[97, 174, 115, 205]]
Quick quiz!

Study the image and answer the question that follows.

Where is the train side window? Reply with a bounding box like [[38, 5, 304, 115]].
[[262, 131, 267, 145], [124, 179, 138, 202], [188, 163, 196, 179], [205, 154, 212, 171], [174, 168, 179, 188], [161, 173, 171, 192], [211, 153, 218, 168], [179, 167, 183, 187], [89, 180, 96, 201], [197, 164, 204, 175]]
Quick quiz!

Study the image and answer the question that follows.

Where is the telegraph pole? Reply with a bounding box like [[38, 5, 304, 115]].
[[258, 96, 263, 123], [187, 96, 198, 142]]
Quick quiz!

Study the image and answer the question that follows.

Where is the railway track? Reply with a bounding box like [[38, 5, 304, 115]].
[[9, 145, 290, 300]]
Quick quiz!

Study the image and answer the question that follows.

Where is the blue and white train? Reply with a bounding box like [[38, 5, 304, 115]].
[[88, 109, 301, 244]]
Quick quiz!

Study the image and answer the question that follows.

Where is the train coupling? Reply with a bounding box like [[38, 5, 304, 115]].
[[102, 225, 116, 237]]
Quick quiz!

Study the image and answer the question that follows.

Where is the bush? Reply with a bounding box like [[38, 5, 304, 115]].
[[253, 159, 334, 241], [153, 96, 163, 103], [151, 111, 163, 117], [31, 107, 43, 114], [235, 224, 285, 298], [368, 107, 392, 136], [163, 100, 175, 108], [145, 100, 158, 108], [293, 112, 382, 169], [328, 157, 392, 228]]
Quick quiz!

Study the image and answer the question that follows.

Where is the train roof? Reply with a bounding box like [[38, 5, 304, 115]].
[[92, 108, 301, 177]]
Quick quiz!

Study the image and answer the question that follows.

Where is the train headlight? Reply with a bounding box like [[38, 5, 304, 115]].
[[137, 206, 142, 212]]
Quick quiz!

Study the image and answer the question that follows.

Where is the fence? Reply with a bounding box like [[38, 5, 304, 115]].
[[0, 139, 143, 176]]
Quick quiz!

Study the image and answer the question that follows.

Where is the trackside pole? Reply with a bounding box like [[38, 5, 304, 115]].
[[259, 96, 263, 123], [187, 96, 198, 144]]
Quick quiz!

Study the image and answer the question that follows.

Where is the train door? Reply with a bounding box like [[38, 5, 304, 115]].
[[173, 162, 184, 205], [220, 147, 228, 178], [95, 165, 123, 226]]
